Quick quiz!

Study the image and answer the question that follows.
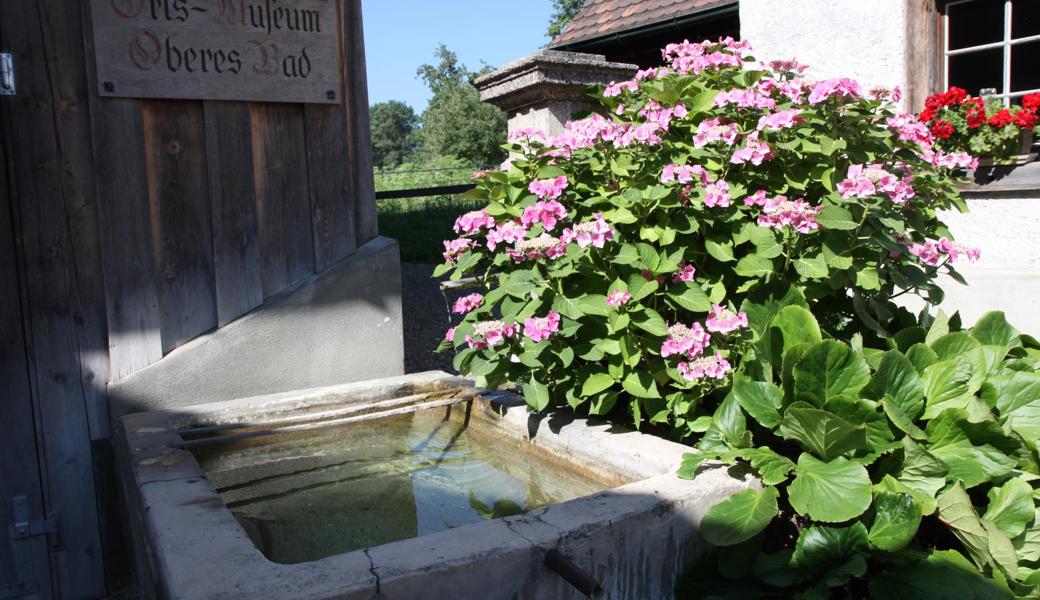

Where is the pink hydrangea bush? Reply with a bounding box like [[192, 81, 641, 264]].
[[436, 37, 977, 430]]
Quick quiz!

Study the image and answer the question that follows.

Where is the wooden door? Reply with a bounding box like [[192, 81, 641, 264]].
[[0, 105, 54, 600]]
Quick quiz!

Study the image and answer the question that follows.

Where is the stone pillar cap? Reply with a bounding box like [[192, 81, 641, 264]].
[[474, 50, 638, 113]]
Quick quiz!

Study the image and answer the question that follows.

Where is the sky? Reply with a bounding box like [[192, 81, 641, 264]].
[[363, 0, 556, 113]]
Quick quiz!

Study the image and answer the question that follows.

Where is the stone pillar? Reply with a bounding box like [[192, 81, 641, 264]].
[[474, 50, 638, 141]]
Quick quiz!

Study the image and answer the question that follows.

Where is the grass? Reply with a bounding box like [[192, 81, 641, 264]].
[[377, 195, 485, 263]]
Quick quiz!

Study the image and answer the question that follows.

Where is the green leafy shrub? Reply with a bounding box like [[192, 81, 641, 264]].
[[435, 37, 978, 433], [679, 308, 1040, 598]]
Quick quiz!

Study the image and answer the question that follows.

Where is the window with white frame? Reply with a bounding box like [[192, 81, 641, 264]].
[[944, 0, 1040, 105]]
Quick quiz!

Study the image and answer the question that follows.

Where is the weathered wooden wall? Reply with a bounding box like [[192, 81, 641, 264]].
[[0, 1, 377, 597]]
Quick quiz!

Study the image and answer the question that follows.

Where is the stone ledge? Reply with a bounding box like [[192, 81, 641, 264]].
[[959, 161, 1040, 196], [475, 50, 637, 113]]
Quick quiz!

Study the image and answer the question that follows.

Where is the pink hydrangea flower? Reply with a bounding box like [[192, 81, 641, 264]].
[[521, 199, 568, 231], [523, 311, 561, 342], [465, 320, 518, 350], [529, 175, 569, 200], [486, 221, 527, 251], [906, 238, 981, 266], [506, 234, 567, 262], [660, 322, 710, 358], [673, 262, 697, 283], [662, 37, 747, 75], [454, 209, 496, 236], [561, 213, 614, 248], [444, 327, 456, 342], [704, 180, 731, 208], [917, 148, 978, 170], [452, 293, 484, 315], [442, 238, 474, 263], [635, 66, 670, 80], [661, 163, 709, 185], [837, 164, 916, 204], [508, 128, 546, 143], [886, 114, 934, 149], [693, 118, 740, 148], [807, 78, 863, 104], [603, 80, 639, 97], [744, 189, 769, 207], [756, 196, 821, 234], [730, 134, 774, 165], [757, 109, 802, 131], [607, 290, 633, 307], [767, 59, 809, 74], [677, 352, 732, 381], [714, 87, 777, 111], [705, 304, 749, 333], [639, 101, 687, 130]]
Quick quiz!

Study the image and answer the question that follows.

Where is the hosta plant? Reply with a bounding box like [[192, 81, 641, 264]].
[[436, 37, 979, 434], [678, 308, 1040, 598]]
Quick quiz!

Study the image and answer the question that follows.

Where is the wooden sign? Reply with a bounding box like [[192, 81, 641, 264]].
[[91, 0, 342, 104]]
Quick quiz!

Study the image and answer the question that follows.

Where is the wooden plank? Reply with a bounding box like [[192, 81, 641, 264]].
[[341, 0, 378, 244], [252, 103, 315, 298], [204, 101, 264, 326], [142, 100, 217, 353], [90, 0, 342, 104], [82, 0, 163, 381], [37, 0, 112, 441], [0, 70, 55, 600], [0, 2, 106, 596], [304, 100, 356, 271]]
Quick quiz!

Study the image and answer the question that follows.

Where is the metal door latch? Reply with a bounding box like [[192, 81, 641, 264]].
[[0, 54, 14, 96], [8, 497, 59, 543], [2, 496, 60, 599]]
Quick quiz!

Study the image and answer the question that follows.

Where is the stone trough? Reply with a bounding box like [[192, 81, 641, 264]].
[[116, 371, 750, 599]]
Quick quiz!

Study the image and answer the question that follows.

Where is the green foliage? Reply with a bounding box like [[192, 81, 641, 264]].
[[681, 309, 1040, 597], [415, 44, 507, 166], [546, 0, 585, 40], [370, 100, 419, 168]]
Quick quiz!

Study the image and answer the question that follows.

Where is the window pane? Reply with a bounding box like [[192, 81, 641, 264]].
[[1011, 40, 1040, 91], [1012, 0, 1040, 38], [948, 0, 1005, 50], [948, 48, 1005, 95]]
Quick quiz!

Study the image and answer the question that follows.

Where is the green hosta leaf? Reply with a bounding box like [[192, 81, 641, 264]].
[[779, 403, 868, 461], [731, 373, 782, 429], [866, 351, 925, 419], [791, 522, 869, 584], [1013, 508, 1040, 563], [788, 454, 872, 522], [906, 343, 939, 374], [938, 482, 1018, 575], [926, 409, 1016, 488], [931, 331, 983, 361], [816, 205, 857, 230], [622, 371, 660, 399], [793, 341, 871, 408], [870, 550, 1015, 599], [983, 370, 1040, 415], [717, 534, 763, 579], [897, 437, 948, 512], [869, 492, 922, 551], [1006, 400, 1040, 451], [669, 283, 712, 313], [677, 452, 713, 479], [972, 311, 1021, 348], [734, 254, 774, 278], [793, 253, 829, 279], [983, 477, 1035, 539], [770, 306, 823, 357], [523, 378, 550, 412], [714, 391, 747, 447], [881, 399, 928, 440], [922, 360, 975, 418], [754, 549, 805, 588], [737, 447, 795, 486], [700, 486, 780, 546], [580, 372, 615, 397]]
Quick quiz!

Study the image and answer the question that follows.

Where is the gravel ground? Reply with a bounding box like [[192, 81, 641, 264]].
[[400, 262, 461, 374]]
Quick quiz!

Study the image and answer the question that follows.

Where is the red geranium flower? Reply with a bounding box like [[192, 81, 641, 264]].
[[945, 87, 968, 105], [919, 107, 938, 122], [1023, 93, 1040, 112], [1013, 108, 1038, 129], [989, 109, 1013, 127], [967, 108, 986, 128], [930, 119, 955, 139]]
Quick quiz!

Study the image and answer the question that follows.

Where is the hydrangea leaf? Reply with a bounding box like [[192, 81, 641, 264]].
[[668, 283, 712, 313], [522, 378, 550, 412], [580, 372, 615, 397], [815, 206, 857, 230], [983, 477, 1035, 539], [792, 340, 870, 408], [868, 492, 922, 551], [699, 486, 779, 546], [779, 403, 868, 461], [788, 454, 872, 522]]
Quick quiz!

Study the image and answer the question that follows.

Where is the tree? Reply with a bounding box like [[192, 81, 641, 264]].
[[415, 45, 507, 166], [370, 100, 419, 168], [546, 0, 585, 40]]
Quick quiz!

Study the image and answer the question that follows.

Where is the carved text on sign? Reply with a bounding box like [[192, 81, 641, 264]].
[[92, 0, 341, 104]]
